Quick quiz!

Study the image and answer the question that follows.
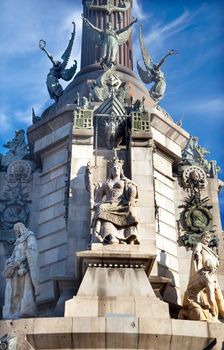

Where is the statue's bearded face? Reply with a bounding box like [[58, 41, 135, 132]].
[[13, 223, 21, 237]]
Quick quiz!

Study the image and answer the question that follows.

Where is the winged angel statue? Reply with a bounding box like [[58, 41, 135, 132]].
[[137, 25, 177, 103], [39, 22, 77, 102], [82, 15, 137, 68]]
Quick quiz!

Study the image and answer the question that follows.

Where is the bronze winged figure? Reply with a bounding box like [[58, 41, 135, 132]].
[[82, 15, 137, 68], [137, 25, 177, 103], [39, 22, 77, 102]]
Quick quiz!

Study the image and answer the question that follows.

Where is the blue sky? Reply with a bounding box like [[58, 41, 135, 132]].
[[0, 0, 223, 224]]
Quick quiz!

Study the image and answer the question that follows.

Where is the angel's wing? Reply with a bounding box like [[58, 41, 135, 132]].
[[137, 60, 153, 85], [117, 26, 132, 46], [139, 25, 153, 70], [60, 22, 76, 71]]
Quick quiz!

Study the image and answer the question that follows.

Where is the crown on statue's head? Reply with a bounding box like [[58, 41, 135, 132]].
[[108, 156, 124, 169]]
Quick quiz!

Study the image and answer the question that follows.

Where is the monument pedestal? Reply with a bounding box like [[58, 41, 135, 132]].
[[65, 245, 169, 319], [1, 245, 222, 349]]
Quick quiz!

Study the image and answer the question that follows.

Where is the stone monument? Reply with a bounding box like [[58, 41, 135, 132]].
[[0, 0, 224, 349], [3, 223, 39, 320]]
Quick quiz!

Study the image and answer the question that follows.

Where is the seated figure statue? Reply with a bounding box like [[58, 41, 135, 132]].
[[179, 231, 224, 321], [86, 157, 140, 244], [3, 222, 40, 319]]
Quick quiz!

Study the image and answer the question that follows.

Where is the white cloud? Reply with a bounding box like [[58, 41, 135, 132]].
[[59, 10, 83, 71], [190, 97, 224, 114], [144, 9, 199, 49], [132, 9, 197, 73], [0, 0, 83, 131], [133, 0, 149, 21], [0, 112, 11, 136], [0, 1, 82, 60]]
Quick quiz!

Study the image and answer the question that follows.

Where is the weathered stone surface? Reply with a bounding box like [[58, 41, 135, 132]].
[[1, 317, 222, 350], [3, 223, 39, 320]]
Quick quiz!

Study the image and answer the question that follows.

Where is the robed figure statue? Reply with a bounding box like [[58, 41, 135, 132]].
[[3, 223, 40, 319], [85, 157, 140, 245]]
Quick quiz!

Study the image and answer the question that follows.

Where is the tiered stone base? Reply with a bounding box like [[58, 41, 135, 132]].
[[1, 246, 223, 349], [0, 317, 223, 349]]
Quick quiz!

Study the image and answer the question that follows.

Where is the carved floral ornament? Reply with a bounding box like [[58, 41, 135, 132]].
[[179, 164, 216, 247], [179, 199, 218, 246], [0, 161, 32, 231], [182, 165, 207, 189], [6, 160, 32, 184], [183, 205, 213, 234]]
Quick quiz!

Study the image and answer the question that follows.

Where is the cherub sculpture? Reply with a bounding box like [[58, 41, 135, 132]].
[[39, 22, 77, 102], [82, 15, 137, 68], [137, 25, 177, 104]]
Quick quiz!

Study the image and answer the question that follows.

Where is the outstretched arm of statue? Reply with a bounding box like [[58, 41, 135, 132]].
[[82, 15, 102, 34], [156, 49, 178, 69], [39, 40, 57, 66], [117, 17, 138, 35]]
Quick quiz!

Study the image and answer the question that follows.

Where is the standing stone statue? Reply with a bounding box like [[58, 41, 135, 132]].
[[179, 232, 224, 321], [82, 15, 137, 68], [3, 222, 40, 319], [39, 22, 77, 102], [85, 157, 140, 244], [137, 25, 177, 103]]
